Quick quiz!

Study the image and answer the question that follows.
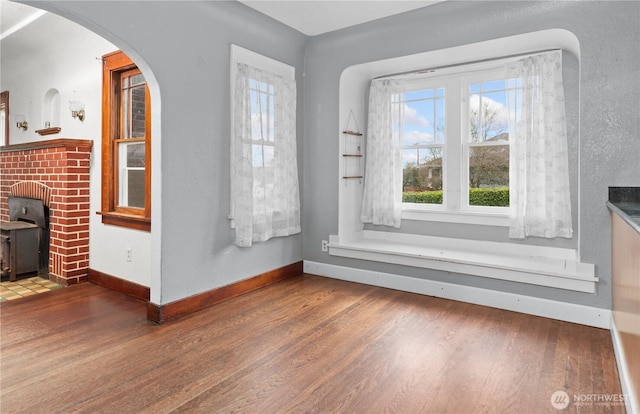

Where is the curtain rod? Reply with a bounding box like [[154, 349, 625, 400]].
[[373, 48, 561, 80]]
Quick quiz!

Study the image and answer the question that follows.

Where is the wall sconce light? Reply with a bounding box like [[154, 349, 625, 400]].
[[69, 100, 85, 122], [16, 120, 28, 131]]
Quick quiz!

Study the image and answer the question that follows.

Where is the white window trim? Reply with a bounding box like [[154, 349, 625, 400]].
[[460, 69, 511, 218], [394, 61, 517, 223], [335, 29, 590, 291], [401, 208, 510, 226], [229, 44, 295, 227], [230, 45, 294, 80]]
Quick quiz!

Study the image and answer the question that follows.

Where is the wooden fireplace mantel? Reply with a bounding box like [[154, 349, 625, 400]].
[[0, 138, 93, 153]]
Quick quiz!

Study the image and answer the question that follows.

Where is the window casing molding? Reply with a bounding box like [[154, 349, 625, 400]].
[[393, 66, 514, 221], [228, 46, 295, 172], [339, 29, 580, 230], [229, 46, 295, 220], [229, 45, 300, 246], [100, 50, 152, 231], [230, 45, 294, 79]]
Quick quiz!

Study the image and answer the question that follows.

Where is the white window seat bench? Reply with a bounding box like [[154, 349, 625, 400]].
[[328, 231, 597, 293]]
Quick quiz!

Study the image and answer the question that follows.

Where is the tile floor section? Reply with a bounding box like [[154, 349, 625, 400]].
[[0, 276, 63, 302]]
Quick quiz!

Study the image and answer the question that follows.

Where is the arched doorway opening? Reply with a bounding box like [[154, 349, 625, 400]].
[[0, 1, 161, 303]]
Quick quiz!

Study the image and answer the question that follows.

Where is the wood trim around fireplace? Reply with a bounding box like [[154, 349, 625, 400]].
[[0, 138, 93, 152], [147, 261, 303, 324]]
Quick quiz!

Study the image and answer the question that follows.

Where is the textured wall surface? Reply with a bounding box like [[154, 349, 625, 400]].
[[24, 1, 639, 309], [302, 1, 640, 309], [37, 1, 307, 304]]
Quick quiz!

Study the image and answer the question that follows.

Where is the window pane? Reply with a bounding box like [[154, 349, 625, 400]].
[[468, 145, 509, 206], [121, 73, 147, 139], [252, 144, 274, 167], [249, 80, 275, 142], [127, 142, 146, 167], [400, 90, 445, 145], [118, 142, 146, 208], [405, 89, 434, 100], [400, 85, 445, 205], [481, 79, 506, 91], [467, 77, 515, 208], [410, 98, 435, 139], [402, 147, 443, 204], [126, 170, 146, 208], [469, 82, 509, 143], [249, 76, 277, 202]]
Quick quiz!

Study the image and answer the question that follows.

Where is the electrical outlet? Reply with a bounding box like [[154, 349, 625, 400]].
[[321, 240, 329, 252], [126, 247, 132, 262]]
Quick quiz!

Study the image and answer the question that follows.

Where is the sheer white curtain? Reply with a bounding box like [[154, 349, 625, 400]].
[[231, 63, 300, 247], [360, 78, 403, 228], [506, 50, 573, 239]]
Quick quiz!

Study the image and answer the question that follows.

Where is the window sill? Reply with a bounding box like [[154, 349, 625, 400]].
[[97, 211, 151, 232], [401, 208, 510, 226], [328, 230, 597, 293]]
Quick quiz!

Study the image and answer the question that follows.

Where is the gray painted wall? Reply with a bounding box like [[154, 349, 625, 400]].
[[38, 1, 306, 304], [302, 1, 640, 309], [29, 1, 639, 310]]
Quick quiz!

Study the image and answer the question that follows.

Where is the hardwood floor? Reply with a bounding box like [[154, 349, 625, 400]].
[[0, 274, 624, 413]]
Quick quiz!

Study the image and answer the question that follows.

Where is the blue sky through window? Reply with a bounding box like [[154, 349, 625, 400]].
[[397, 87, 445, 169], [249, 79, 276, 167], [398, 76, 521, 199], [398, 78, 518, 165]]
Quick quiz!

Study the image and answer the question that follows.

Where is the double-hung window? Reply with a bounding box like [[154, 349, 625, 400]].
[[397, 82, 446, 206], [363, 50, 571, 239], [230, 45, 301, 247], [395, 67, 514, 215], [100, 51, 151, 231], [464, 70, 513, 214]]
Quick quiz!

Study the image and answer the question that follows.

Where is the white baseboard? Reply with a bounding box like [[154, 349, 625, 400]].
[[610, 317, 639, 414], [303, 260, 610, 329]]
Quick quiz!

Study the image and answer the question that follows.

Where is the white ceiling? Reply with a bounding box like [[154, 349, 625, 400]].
[[1, 1, 444, 41], [239, 0, 443, 36]]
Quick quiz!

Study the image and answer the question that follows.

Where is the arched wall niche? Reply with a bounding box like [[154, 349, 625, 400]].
[[42, 88, 60, 128]]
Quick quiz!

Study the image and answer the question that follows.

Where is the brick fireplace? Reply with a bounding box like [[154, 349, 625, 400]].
[[1, 139, 93, 285]]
